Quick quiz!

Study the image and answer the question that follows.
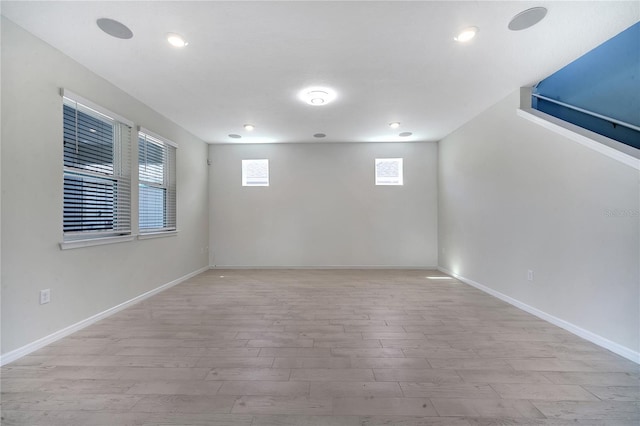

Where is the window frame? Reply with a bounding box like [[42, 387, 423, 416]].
[[375, 157, 404, 186], [242, 159, 270, 187], [60, 89, 134, 248], [138, 128, 178, 235]]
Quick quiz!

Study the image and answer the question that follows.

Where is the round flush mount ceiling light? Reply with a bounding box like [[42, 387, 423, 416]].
[[299, 87, 337, 106], [454, 26, 478, 42], [508, 7, 547, 31], [399, 132, 413, 137], [389, 122, 401, 129], [97, 18, 133, 39], [244, 124, 255, 131], [228, 134, 241, 139], [313, 133, 326, 138], [167, 33, 188, 47]]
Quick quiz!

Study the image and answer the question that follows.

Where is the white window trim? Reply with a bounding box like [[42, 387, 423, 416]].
[[375, 158, 404, 186], [138, 128, 178, 234], [59, 235, 135, 250], [139, 127, 179, 148], [61, 88, 133, 127], [60, 88, 133, 245], [242, 159, 270, 187], [137, 230, 178, 240]]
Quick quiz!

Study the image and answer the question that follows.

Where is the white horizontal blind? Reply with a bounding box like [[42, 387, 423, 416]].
[[63, 96, 132, 238], [138, 131, 177, 232]]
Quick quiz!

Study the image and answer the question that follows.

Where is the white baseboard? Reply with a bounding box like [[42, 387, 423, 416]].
[[438, 267, 640, 364], [0, 265, 209, 366], [210, 265, 438, 270]]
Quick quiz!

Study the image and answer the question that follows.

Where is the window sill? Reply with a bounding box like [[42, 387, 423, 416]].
[[138, 230, 178, 240], [59, 234, 135, 250]]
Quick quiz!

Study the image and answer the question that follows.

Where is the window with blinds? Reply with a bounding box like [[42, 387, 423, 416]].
[[138, 130, 177, 232], [63, 94, 132, 240]]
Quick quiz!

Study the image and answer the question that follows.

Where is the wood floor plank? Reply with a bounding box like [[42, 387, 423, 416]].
[[290, 368, 375, 382], [581, 385, 640, 402], [427, 358, 514, 370], [399, 382, 499, 399], [272, 357, 352, 369], [205, 368, 291, 381], [541, 371, 640, 386], [195, 357, 274, 368], [373, 368, 463, 383], [332, 396, 438, 416], [125, 380, 224, 395], [217, 381, 310, 396], [360, 417, 471, 426], [129, 394, 237, 413], [457, 369, 553, 384], [350, 357, 431, 369], [309, 381, 403, 398], [489, 383, 600, 401], [0, 410, 158, 426], [250, 414, 363, 426], [506, 359, 597, 372], [431, 398, 545, 418], [532, 401, 640, 420], [231, 396, 332, 415]]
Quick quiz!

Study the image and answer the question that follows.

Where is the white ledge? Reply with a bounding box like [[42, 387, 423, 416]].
[[59, 234, 135, 250], [517, 108, 640, 171], [138, 230, 178, 240]]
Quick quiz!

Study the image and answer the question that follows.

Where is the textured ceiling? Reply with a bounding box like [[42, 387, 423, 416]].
[[2, 1, 638, 144]]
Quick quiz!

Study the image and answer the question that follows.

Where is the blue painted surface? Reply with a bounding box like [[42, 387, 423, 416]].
[[533, 22, 640, 149]]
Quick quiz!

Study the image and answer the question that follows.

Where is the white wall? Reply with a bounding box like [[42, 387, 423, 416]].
[[1, 18, 210, 356], [439, 89, 640, 357], [209, 142, 438, 268]]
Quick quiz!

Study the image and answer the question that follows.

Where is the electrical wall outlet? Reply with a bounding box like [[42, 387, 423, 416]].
[[527, 270, 534, 281], [40, 289, 51, 304]]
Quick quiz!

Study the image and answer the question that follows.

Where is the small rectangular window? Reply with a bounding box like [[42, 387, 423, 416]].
[[138, 129, 177, 233], [62, 91, 132, 240], [242, 159, 269, 186], [375, 158, 403, 185]]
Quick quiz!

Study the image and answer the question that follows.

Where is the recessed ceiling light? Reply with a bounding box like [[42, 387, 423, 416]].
[[314, 133, 326, 138], [389, 122, 401, 129], [399, 132, 412, 137], [228, 134, 241, 139], [244, 124, 255, 131], [299, 87, 337, 106], [426, 276, 453, 280], [454, 26, 478, 42], [167, 33, 188, 48], [96, 18, 133, 39], [508, 7, 547, 31]]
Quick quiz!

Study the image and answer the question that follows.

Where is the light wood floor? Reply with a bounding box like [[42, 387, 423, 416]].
[[2, 269, 638, 425]]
